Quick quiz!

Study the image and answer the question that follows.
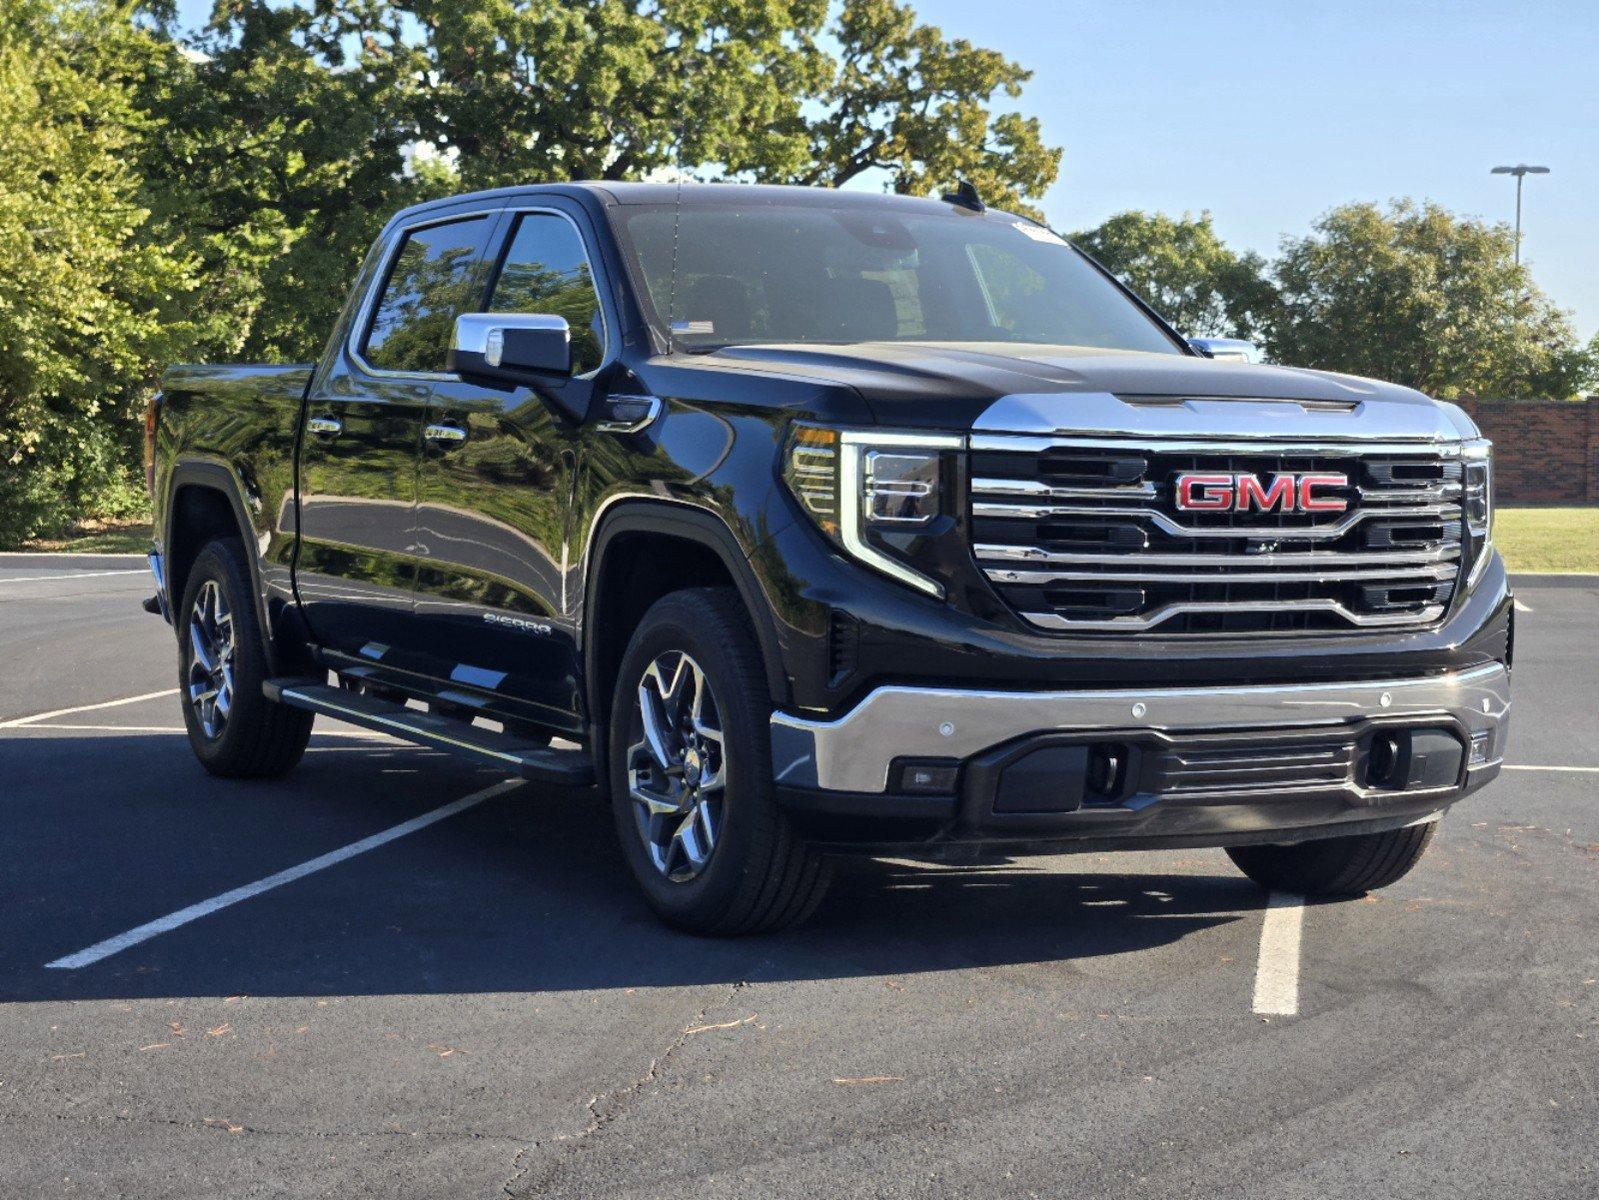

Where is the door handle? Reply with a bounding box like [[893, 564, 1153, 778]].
[[424, 423, 468, 446], [306, 415, 342, 438]]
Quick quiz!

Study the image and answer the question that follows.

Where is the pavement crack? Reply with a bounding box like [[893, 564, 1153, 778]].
[[2, 1107, 525, 1142], [501, 979, 753, 1199]]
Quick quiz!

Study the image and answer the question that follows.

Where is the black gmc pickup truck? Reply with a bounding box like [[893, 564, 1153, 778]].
[[146, 182, 1511, 933]]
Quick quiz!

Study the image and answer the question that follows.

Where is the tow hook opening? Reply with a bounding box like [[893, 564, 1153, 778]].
[[1362, 727, 1465, 792]]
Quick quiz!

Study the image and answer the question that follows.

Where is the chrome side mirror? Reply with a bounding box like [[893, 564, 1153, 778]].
[[1188, 337, 1262, 364], [449, 313, 572, 381]]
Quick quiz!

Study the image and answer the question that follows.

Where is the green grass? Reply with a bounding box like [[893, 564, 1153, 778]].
[[1493, 507, 1599, 574], [7, 521, 152, 555]]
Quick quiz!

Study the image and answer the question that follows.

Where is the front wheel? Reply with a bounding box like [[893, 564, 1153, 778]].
[[607, 587, 830, 935], [177, 538, 313, 778], [1227, 821, 1437, 896]]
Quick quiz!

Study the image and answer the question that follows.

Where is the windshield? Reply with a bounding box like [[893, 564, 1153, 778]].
[[610, 198, 1181, 356]]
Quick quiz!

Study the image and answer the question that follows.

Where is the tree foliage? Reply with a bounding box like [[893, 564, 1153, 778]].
[[794, 0, 1059, 214], [0, 0, 196, 542], [1071, 210, 1277, 340], [127, 0, 1061, 363], [1265, 200, 1597, 399], [1074, 201, 1596, 398]]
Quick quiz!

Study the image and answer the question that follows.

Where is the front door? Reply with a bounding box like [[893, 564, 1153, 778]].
[[410, 208, 609, 735], [295, 213, 496, 674]]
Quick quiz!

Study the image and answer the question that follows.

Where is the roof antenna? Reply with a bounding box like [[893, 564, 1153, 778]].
[[666, 174, 682, 356], [941, 179, 985, 213], [665, 111, 687, 356]]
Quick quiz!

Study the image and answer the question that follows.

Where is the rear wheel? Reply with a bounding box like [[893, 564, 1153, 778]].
[[608, 587, 831, 935], [1227, 821, 1437, 896], [177, 538, 313, 778]]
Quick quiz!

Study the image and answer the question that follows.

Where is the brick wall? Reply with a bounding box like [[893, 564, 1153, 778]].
[[1454, 396, 1599, 505]]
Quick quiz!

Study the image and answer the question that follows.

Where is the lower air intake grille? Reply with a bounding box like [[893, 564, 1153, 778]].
[[1156, 734, 1357, 797]]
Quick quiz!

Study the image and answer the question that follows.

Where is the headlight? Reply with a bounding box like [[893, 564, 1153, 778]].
[[1462, 438, 1493, 582], [1463, 439, 1492, 538], [782, 425, 964, 596]]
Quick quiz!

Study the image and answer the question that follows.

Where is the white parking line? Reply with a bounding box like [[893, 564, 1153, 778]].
[[1252, 891, 1305, 1016], [1503, 764, 1599, 773], [1513, 599, 1534, 613], [45, 778, 522, 969], [0, 569, 147, 584], [0, 689, 180, 729]]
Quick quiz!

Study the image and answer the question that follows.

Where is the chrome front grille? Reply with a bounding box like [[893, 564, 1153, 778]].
[[971, 436, 1465, 635]]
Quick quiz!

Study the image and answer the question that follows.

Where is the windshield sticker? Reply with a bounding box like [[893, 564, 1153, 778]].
[[1012, 222, 1069, 247], [671, 319, 715, 335]]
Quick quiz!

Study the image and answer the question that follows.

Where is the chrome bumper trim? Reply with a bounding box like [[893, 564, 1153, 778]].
[[770, 663, 1511, 794]]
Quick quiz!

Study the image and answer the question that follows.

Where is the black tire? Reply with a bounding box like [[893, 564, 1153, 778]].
[[177, 538, 313, 779], [1227, 821, 1437, 896], [607, 587, 831, 935]]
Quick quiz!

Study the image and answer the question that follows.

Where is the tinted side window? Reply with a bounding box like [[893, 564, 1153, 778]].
[[488, 214, 604, 374], [362, 217, 490, 373]]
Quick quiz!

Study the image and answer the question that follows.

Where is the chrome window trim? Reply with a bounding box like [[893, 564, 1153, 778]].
[[479, 207, 612, 382], [347, 210, 499, 382], [347, 205, 612, 384]]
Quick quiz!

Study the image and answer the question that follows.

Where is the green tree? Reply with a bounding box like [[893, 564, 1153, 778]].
[[128, 0, 1061, 359], [1071, 210, 1276, 340], [380, 0, 1058, 211], [1267, 200, 1597, 399], [0, 0, 198, 542], [793, 0, 1059, 216], [130, 1, 451, 363]]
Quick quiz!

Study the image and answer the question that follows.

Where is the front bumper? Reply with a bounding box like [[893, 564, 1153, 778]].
[[771, 663, 1510, 851]]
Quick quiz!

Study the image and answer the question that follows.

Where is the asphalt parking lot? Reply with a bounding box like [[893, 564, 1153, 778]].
[[1, 556, 1595, 1199]]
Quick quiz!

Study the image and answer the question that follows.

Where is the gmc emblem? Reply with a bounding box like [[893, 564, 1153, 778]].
[[1175, 471, 1349, 514]]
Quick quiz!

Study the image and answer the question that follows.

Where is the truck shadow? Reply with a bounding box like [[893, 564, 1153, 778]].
[[3, 734, 1262, 1003]]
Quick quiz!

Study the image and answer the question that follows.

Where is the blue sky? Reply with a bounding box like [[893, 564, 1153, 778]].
[[908, 0, 1598, 338], [173, 0, 1597, 338]]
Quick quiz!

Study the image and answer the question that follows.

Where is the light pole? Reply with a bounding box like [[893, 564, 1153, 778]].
[[1491, 164, 1550, 265]]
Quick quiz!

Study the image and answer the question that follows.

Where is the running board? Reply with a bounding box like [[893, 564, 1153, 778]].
[[263, 678, 594, 786]]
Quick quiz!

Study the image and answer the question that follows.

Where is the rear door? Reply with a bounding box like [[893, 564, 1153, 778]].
[[409, 206, 610, 734], [295, 213, 496, 672]]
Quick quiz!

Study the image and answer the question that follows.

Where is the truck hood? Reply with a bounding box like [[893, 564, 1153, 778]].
[[704, 342, 1476, 441]]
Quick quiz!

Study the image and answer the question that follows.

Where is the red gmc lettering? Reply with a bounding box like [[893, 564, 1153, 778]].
[[1235, 474, 1296, 512], [1174, 471, 1349, 513], [1297, 473, 1349, 512], [1175, 473, 1234, 510]]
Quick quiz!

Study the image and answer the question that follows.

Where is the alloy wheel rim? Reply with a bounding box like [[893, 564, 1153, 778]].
[[626, 650, 726, 882], [186, 579, 236, 739]]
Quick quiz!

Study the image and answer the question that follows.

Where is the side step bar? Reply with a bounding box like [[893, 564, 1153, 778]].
[[263, 678, 594, 786]]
